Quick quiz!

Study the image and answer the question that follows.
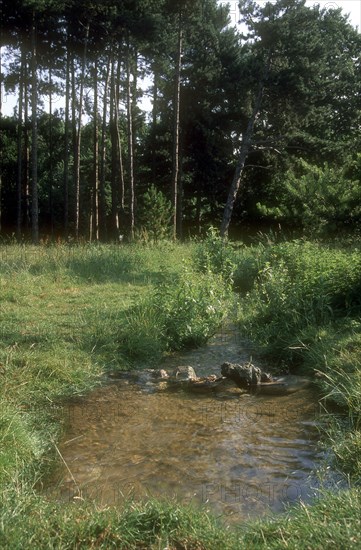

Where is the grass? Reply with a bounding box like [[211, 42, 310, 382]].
[[0, 485, 360, 549], [0, 242, 193, 486], [1, 237, 361, 548], [230, 237, 361, 481]]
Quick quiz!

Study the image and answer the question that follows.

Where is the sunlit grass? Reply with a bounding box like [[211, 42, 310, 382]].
[[0, 242, 194, 487], [0, 484, 360, 549]]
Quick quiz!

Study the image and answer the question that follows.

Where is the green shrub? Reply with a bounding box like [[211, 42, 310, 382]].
[[153, 266, 228, 350], [137, 185, 172, 242], [257, 159, 361, 236], [118, 266, 230, 365], [194, 227, 236, 285], [237, 240, 361, 362]]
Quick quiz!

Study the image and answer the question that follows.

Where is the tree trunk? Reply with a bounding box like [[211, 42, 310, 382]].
[[31, 11, 39, 244], [171, 11, 183, 240], [48, 66, 54, 237], [0, 39, 2, 234], [93, 59, 99, 241], [220, 57, 271, 239], [110, 55, 126, 238], [63, 43, 71, 237], [126, 41, 135, 240], [71, 56, 77, 234], [115, 56, 125, 214], [16, 52, 25, 239], [100, 50, 111, 239], [151, 68, 159, 182], [24, 62, 31, 232], [109, 56, 118, 237], [74, 22, 89, 240]]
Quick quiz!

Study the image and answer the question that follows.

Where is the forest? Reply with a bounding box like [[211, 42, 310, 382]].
[[0, 0, 361, 243]]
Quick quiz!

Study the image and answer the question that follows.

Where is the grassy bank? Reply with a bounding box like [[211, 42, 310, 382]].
[[0, 242, 203, 487], [1, 237, 361, 548], [227, 237, 361, 482], [1, 485, 360, 549]]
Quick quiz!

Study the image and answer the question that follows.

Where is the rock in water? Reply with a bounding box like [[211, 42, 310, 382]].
[[221, 362, 262, 389], [168, 365, 197, 382]]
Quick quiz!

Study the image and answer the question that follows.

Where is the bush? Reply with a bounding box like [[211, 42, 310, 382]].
[[193, 227, 236, 285], [153, 266, 228, 350], [137, 185, 172, 242], [118, 266, 230, 365], [257, 159, 361, 236]]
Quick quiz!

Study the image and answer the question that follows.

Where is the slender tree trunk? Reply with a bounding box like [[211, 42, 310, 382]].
[[177, 148, 184, 238], [0, 39, 2, 233], [16, 52, 25, 239], [110, 54, 126, 238], [109, 56, 118, 236], [93, 59, 99, 241], [196, 184, 202, 235], [151, 68, 159, 183], [220, 57, 271, 239], [48, 66, 54, 237], [115, 56, 125, 214], [71, 56, 77, 234], [24, 63, 31, 232], [31, 11, 39, 244], [171, 11, 183, 240], [74, 21, 89, 240], [126, 40, 135, 240], [64, 43, 71, 236], [99, 50, 111, 239]]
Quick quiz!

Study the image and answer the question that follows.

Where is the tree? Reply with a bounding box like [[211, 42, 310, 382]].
[[0, 0, 359, 239], [30, 8, 39, 243], [257, 159, 361, 235], [220, 0, 361, 237]]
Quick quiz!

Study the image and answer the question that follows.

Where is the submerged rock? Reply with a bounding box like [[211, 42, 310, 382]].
[[185, 375, 230, 393]]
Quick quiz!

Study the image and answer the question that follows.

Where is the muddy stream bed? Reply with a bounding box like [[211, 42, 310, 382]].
[[47, 325, 334, 524]]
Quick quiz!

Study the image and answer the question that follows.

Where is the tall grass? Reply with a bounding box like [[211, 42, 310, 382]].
[[226, 236, 361, 480], [235, 241, 361, 360], [118, 265, 230, 366]]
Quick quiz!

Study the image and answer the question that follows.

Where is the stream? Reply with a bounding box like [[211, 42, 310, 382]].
[[47, 324, 331, 524]]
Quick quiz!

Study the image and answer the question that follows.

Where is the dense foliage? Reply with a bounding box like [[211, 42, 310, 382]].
[[0, 0, 360, 241]]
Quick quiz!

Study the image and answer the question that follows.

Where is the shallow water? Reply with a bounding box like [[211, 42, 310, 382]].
[[48, 326, 326, 524]]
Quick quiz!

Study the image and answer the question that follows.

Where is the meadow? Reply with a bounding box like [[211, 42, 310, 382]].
[[0, 236, 360, 549]]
